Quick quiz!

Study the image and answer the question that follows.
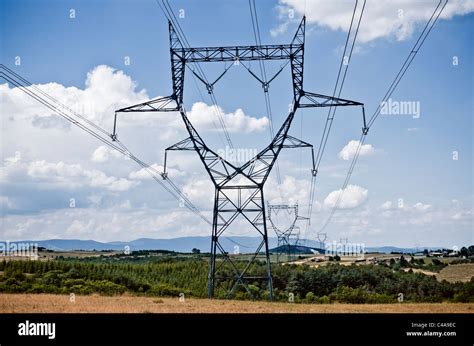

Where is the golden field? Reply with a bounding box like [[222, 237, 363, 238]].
[[0, 294, 473, 313]]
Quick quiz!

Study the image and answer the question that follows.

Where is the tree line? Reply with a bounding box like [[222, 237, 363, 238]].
[[0, 256, 472, 303]]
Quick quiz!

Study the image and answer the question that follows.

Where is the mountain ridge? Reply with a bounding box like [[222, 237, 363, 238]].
[[1, 237, 446, 254]]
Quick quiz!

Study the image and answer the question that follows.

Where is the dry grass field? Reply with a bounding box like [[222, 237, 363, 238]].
[[0, 294, 473, 313], [437, 263, 474, 283]]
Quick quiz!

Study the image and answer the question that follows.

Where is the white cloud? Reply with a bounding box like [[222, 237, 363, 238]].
[[1, 63, 471, 247], [91, 145, 123, 163], [87, 194, 103, 207], [265, 176, 314, 207], [274, 0, 474, 43], [27, 160, 138, 192], [412, 202, 432, 212], [180, 176, 316, 214], [129, 163, 185, 180], [1, 65, 269, 140], [0, 196, 15, 210], [187, 102, 269, 133], [406, 213, 433, 226], [324, 184, 368, 209], [452, 211, 472, 220], [338, 140, 375, 161], [0, 158, 138, 192], [182, 179, 214, 204], [381, 201, 393, 210], [0, 65, 149, 130], [0, 206, 211, 242], [270, 21, 290, 38]]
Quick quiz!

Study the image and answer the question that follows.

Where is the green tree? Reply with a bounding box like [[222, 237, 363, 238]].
[[459, 247, 469, 257]]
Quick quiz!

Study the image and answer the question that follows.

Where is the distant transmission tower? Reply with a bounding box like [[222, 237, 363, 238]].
[[317, 232, 327, 253], [268, 203, 306, 262], [340, 238, 349, 244], [289, 227, 301, 261], [113, 17, 365, 300]]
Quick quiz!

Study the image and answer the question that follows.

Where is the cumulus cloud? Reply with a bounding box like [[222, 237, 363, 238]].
[[129, 163, 186, 180], [412, 202, 432, 212], [380, 200, 432, 214], [91, 145, 123, 163], [27, 160, 138, 192], [273, 0, 474, 43], [452, 210, 472, 220], [265, 176, 314, 207], [179, 176, 316, 213], [1, 65, 270, 138], [0, 206, 211, 242], [182, 179, 214, 204], [338, 140, 375, 161], [0, 65, 149, 129], [324, 184, 368, 209], [1, 158, 138, 192], [187, 102, 269, 133]]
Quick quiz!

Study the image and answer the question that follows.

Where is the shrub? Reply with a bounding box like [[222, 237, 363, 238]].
[[27, 283, 46, 293], [148, 283, 184, 297], [305, 292, 315, 303], [366, 293, 396, 304], [63, 278, 86, 288], [247, 284, 261, 299], [330, 286, 369, 304], [86, 280, 125, 295], [317, 295, 330, 304], [42, 270, 63, 287]]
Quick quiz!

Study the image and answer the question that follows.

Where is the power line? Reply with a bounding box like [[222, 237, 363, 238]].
[[188, 60, 230, 150], [156, 0, 234, 150], [0, 65, 211, 225], [317, 0, 448, 233], [248, 0, 283, 187], [366, 0, 446, 128], [303, 0, 366, 241]]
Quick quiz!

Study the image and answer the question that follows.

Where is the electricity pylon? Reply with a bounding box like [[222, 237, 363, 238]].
[[317, 232, 327, 253], [113, 17, 365, 300], [268, 203, 307, 262]]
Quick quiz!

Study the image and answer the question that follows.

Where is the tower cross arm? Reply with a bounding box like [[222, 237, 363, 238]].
[[177, 44, 303, 63], [115, 95, 179, 113], [297, 91, 363, 108]]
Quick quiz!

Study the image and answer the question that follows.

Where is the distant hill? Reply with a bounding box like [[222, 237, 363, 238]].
[[1, 237, 444, 254], [270, 244, 324, 254], [3, 237, 280, 253]]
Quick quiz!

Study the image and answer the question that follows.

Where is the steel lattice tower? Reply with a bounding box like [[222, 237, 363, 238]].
[[317, 232, 327, 253], [268, 203, 306, 262], [114, 17, 364, 299]]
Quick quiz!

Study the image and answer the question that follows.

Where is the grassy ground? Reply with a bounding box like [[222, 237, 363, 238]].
[[1, 294, 473, 313], [437, 263, 474, 283]]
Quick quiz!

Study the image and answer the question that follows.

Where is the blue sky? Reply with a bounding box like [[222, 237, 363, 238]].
[[0, 0, 472, 248]]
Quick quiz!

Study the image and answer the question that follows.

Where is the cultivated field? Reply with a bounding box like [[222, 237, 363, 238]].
[[1, 294, 473, 313]]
